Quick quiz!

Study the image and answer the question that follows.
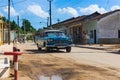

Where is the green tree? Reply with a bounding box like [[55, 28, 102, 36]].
[[2, 17, 8, 22], [21, 19, 36, 34], [11, 20, 22, 33], [2, 17, 22, 33], [11, 20, 18, 30]]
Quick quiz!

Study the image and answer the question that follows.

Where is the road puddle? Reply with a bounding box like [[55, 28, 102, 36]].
[[39, 75, 63, 80]]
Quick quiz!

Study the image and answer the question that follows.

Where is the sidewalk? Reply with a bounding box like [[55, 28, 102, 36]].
[[75, 44, 105, 50], [0, 43, 13, 79], [0, 43, 13, 53], [75, 44, 120, 52], [0, 43, 13, 58]]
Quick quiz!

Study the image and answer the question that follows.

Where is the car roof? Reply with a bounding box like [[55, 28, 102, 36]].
[[44, 29, 62, 33]]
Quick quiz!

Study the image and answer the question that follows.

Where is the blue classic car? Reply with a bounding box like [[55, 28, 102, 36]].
[[35, 30, 74, 52]]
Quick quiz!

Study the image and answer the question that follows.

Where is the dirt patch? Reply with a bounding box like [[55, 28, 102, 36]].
[[14, 54, 120, 80]]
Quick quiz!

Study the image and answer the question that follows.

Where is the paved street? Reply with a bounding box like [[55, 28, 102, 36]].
[[53, 45, 120, 69]]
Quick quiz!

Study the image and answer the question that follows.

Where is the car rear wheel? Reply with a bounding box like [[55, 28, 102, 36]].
[[46, 47, 51, 52], [38, 47, 42, 50], [66, 47, 71, 52]]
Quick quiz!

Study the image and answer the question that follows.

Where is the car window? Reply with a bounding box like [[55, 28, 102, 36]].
[[45, 32, 66, 37]]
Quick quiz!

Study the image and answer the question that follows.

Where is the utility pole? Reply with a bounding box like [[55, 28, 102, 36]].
[[17, 16, 19, 40], [8, 0, 10, 44], [47, 0, 53, 27], [47, 17, 49, 27], [23, 19, 26, 37], [23, 19, 26, 43]]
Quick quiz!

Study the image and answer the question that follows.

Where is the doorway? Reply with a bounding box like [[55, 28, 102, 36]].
[[118, 30, 120, 38], [94, 30, 96, 44]]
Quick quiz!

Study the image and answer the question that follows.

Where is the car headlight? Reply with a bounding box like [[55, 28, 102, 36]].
[[68, 38, 73, 42], [47, 38, 53, 42]]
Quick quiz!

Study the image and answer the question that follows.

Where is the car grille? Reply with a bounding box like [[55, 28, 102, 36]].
[[54, 40, 68, 43]]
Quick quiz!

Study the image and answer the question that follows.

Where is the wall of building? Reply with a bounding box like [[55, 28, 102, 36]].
[[98, 11, 120, 38], [10, 31, 17, 42], [83, 20, 98, 44], [0, 19, 4, 45], [98, 38, 120, 44], [98, 11, 120, 43]]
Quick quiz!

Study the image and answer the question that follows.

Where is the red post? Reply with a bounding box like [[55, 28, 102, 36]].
[[13, 47, 19, 65], [4, 52, 22, 80], [14, 55, 18, 80]]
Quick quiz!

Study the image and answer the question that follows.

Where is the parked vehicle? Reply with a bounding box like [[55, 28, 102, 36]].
[[34, 29, 74, 52]]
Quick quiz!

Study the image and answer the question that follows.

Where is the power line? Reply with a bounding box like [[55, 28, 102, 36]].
[[61, 0, 81, 7], [105, 0, 109, 10], [13, 0, 28, 5], [74, 0, 95, 7], [67, 0, 83, 7], [0, 0, 28, 7], [61, 0, 95, 8], [11, 0, 15, 8]]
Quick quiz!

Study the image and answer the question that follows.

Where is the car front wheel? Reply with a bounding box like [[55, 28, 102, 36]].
[[66, 47, 71, 52], [37, 44, 42, 50]]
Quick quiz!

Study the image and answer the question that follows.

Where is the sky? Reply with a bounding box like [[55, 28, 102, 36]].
[[0, 0, 120, 30]]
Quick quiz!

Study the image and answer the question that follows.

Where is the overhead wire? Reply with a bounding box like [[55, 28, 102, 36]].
[[0, 0, 28, 7], [68, 0, 83, 7], [62, 0, 81, 7], [62, 0, 95, 8], [105, 0, 109, 10], [11, 0, 15, 8]]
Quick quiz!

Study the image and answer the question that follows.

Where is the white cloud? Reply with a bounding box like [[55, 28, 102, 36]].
[[27, 4, 49, 18], [58, 7, 79, 17], [79, 4, 106, 15], [110, 5, 120, 11], [3, 6, 19, 16]]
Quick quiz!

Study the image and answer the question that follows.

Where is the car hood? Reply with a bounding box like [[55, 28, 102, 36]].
[[45, 35, 69, 40]]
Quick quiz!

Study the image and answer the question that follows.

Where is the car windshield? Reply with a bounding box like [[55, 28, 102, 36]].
[[45, 32, 66, 37]]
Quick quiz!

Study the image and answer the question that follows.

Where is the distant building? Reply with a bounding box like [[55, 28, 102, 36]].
[[83, 10, 120, 44], [0, 15, 17, 45], [0, 15, 5, 45]]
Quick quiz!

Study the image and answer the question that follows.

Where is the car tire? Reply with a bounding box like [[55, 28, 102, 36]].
[[38, 47, 42, 50], [66, 47, 71, 53], [37, 44, 41, 50], [46, 47, 51, 52]]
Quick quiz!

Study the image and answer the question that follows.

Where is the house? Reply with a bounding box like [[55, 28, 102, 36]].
[[0, 15, 10, 79], [83, 9, 120, 44], [52, 12, 101, 44], [0, 15, 5, 45], [0, 15, 17, 45], [51, 9, 120, 44], [52, 16, 86, 44]]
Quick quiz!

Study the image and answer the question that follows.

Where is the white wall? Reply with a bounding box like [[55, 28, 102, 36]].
[[83, 20, 98, 43], [98, 11, 120, 38], [10, 31, 17, 42]]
